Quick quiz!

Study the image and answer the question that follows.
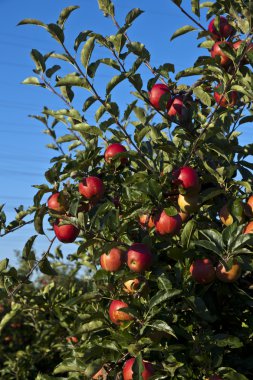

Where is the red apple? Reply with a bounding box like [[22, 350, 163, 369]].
[[105, 143, 127, 165], [208, 16, 234, 40], [214, 84, 238, 108], [123, 277, 145, 294], [173, 166, 200, 193], [167, 96, 184, 117], [155, 210, 182, 235], [127, 243, 153, 273], [190, 258, 216, 284], [244, 221, 253, 234], [211, 41, 233, 66], [149, 83, 170, 110], [47, 192, 66, 213], [216, 261, 241, 283], [79, 176, 105, 201], [92, 367, 107, 379], [100, 248, 125, 272], [53, 220, 79, 243], [66, 336, 78, 343], [109, 300, 133, 325], [123, 357, 154, 380], [233, 40, 253, 64], [244, 195, 253, 217], [139, 214, 155, 228]]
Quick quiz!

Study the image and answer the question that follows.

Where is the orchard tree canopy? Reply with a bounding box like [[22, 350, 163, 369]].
[[0, 0, 253, 379]]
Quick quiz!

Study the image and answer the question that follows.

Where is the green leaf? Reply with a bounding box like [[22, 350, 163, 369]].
[[56, 134, 77, 143], [22, 77, 43, 86], [125, 8, 144, 25], [54, 358, 87, 374], [170, 25, 197, 41], [146, 320, 177, 338], [57, 6, 80, 28], [149, 289, 182, 310], [171, 0, 182, 5], [30, 49, 46, 72], [187, 296, 217, 322], [195, 240, 222, 256], [34, 205, 47, 235], [77, 320, 104, 333], [181, 220, 196, 248], [0, 258, 9, 272], [17, 18, 46, 27], [56, 74, 91, 90], [22, 235, 37, 260], [164, 206, 178, 216], [127, 41, 150, 61], [39, 258, 58, 276], [97, 0, 115, 17], [71, 123, 103, 137], [132, 354, 144, 380], [106, 73, 126, 94], [87, 58, 120, 78], [175, 67, 203, 80], [46, 65, 61, 78], [193, 86, 212, 106], [191, 0, 200, 16], [81, 36, 96, 70], [47, 23, 65, 44], [74, 30, 92, 51]]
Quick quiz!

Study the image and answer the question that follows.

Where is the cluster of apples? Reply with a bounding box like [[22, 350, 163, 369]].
[[47, 143, 127, 243], [209, 16, 253, 108], [139, 166, 201, 235]]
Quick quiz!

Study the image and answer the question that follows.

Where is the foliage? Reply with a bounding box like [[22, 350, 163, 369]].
[[0, 0, 253, 378]]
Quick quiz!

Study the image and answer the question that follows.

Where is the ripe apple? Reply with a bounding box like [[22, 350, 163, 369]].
[[173, 166, 200, 194], [244, 195, 253, 217], [233, 40, 253, 64], [105, 143, 127, 165], [79, 176, 105, 201], [214, 84, 238, 108], [109, 300, 133, 325], [47, 192, 66, 213], [167, 96, 184, 117], [123, 357, 154, 380], [155, 210, 182, 235], [53, 220, 79, 243], [219, 204, 233, 226], [178, 193, 199, 214], [244, 221, 253, 234], [216, 260, 241, 283], [208, 16, 234, 40], [123, 277, 144, 294], [66, 336, 78, 343], [149, 83, 170, 110], [211, 41, 233, 66], [127, 243, 153, 272], [139, 214, 155, 228], [100, 248, 125, 272], [92, 367, 107, 379], [190, 258, 216, 284]]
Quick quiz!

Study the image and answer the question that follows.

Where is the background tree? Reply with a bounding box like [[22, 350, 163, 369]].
[[0, 0, 253, 379]]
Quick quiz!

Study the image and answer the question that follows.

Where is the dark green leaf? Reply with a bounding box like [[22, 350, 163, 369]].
[[22, 235, 37, 260], [171, 25, 197, 41], [39, 258, 58, 276], [34, 205, 47, 235], [57, 6, 80, 28]]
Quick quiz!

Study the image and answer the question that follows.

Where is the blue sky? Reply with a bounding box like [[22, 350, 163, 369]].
[[0, 0, 251, 266]]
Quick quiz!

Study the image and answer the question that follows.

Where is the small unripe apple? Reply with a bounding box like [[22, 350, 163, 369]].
[[109, 300, 133, 325], [53, 220, 79, 243], [100, 248, 125, 272], [178, 193, 199, 214], [214, 84, 238, 108], [47, 192, 66, 213], [244, 221, 253, 234], [105, 143, 127, 165], [149, 83, 170, 110], [219, 204, 233, 226], [123, 357, 154, 380], [79, 176, 105, 201], [216, 260, 241, 283], [127, 243, 153, 273], [244, 195, 253, 217], [155, 210, 182, 235], [190, 258, 216, 284], [173, 166, 200, 194], [167, 96, 184, 117], [208, 16, 234, 40], [211, 41, 233, 66], [139, 214, 155, 228]]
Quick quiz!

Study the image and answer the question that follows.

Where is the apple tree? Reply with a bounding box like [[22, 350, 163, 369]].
[[0, 0, 253, 379]]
